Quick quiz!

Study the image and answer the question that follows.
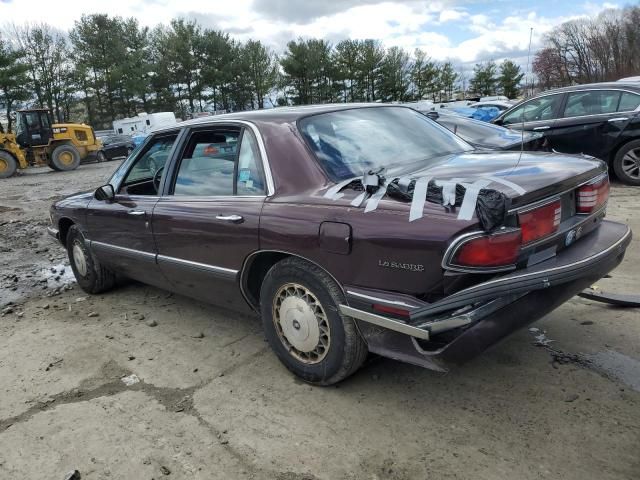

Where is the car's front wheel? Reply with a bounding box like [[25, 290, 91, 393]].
[[260, 257, 368, 385], [613, 139, 640, 186], [67, 225, 116, 294]]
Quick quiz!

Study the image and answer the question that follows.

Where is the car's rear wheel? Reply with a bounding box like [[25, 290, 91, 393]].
[[67, 225, 116, 294], [613, 140, 640, 186], [96, 150, 107, 163], [0, 151, 17, 179], [260, 257, 368, 385]]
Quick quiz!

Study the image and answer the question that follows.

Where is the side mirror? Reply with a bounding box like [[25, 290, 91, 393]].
[[94, 184, 115, 202]]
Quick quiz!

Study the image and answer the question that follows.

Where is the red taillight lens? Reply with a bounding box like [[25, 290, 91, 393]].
[[453, 230, 522, 268], [518, 200, 561, 244], [577, 175, 609, 214], [373, 304, 410, 318]]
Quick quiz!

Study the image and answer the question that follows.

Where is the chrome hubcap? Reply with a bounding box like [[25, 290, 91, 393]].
[[622, 148, 640, 179], [272, 283, 330, 364], [72, 241, 88, 277]]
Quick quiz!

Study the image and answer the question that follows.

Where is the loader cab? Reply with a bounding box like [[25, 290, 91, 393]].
[[15, 109, 54, 147]]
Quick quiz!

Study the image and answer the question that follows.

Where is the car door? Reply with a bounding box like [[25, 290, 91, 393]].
[[86, 131, 180, 288], [151, 124, 267, 311], [496, 93, 564, 138], [547, 89, 627, 159]]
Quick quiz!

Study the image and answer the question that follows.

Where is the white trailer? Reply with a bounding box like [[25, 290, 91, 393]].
[[112, 112, 176, 135]]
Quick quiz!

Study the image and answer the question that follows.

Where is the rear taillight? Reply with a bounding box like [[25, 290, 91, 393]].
[[518, 200, 561, 244], [373, 304, 410, 318], [452, 230, 522, 268], [577, 174, 609, 214]]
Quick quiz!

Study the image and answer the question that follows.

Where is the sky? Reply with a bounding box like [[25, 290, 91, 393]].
[[0, 0, 623, 73]]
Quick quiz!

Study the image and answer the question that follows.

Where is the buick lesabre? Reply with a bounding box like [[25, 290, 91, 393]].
[[48, 105, 632, 384]]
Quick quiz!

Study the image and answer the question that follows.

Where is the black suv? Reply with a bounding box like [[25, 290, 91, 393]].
[[493, 82, 640, 185]]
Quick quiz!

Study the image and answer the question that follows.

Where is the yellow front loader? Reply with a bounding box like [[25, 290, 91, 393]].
[[0, 109, 104, 179]]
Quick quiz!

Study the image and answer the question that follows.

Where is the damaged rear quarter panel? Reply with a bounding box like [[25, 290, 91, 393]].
[[259, 193, 476, 298]]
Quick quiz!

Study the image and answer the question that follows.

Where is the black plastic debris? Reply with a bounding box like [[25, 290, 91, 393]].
[[475, 189, 509, 231], [64, 470, 81, 480], [577, 288, 640, 307]]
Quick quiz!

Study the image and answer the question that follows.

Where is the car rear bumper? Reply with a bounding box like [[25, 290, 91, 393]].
[[342, 220, 632, 372]]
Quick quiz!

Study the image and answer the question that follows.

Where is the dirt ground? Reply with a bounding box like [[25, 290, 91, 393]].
[[1, 161, 639, 480]]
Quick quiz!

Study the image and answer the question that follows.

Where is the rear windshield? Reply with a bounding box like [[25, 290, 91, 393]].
[[298, 106, 472, 180]]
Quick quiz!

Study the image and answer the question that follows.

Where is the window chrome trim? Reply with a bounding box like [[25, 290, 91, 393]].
[[157, 119, 275, 197]]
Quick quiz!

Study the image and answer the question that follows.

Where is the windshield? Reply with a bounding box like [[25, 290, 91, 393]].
[[298, 106, 472, 181]]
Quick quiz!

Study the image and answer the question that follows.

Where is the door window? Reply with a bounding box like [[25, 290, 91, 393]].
[[118, 133, 178, 195], [502, 94, 562, 125], [563, 90, 620, 117], [236, 130, 265, 195], [618, 92, 640, 112], [173, 128, 265, 197]]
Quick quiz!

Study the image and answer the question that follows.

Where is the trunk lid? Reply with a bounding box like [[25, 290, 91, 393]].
[[393, 150, 606, 208]]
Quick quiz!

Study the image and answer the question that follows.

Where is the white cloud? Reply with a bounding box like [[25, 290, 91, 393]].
[[0, 0, 624, 67]]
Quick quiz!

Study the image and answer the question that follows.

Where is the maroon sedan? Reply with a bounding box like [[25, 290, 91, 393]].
[[48, 105, 631, 385]]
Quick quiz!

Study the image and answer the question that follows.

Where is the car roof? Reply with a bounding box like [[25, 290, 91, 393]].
[[538, 82, 640, 94], [153, 103, 411, 133]]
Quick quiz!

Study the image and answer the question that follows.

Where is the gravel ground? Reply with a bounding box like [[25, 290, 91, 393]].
[[1, 161, 639, 480]]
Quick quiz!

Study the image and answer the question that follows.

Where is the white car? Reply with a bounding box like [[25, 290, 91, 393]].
[[470, 100, 515, 111]]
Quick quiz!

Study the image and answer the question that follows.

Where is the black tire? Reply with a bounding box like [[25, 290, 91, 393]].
[[126, 146, 134, 157], [260, 257, 368, 385], [96, 150, 107, 163], [50, 144, 81, 171], [613, 139, 640, 186], [0, 150, 17, 179], [67, 225, 116, 294]]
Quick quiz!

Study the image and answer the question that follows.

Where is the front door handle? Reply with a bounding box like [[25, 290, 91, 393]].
[[216, 214, 244, 223], [533, 125, 550, 131], [128, 210, 146, 216], [608, 117, 629, 123]]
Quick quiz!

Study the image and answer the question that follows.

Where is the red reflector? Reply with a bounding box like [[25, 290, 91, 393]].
[[453, 230, 522, 268], [577, 175, 609, 214], [373, 304, 410, 318], [519, 200, 561, 244]]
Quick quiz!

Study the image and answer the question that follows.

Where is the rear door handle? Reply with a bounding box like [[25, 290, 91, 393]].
[[128, 210, 146, 216], [608, 117, 629, 123], [533, 126, 550, 131], [216, 214, 244, 223]]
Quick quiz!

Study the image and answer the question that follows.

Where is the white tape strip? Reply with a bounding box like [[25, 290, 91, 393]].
[[323, 177, 359, 200], [485, 175, 526, 195], [436, 180, 457, 206], [364, 181, 389, 213], [351, 191, 368, 207], [409, 176, 432, 222], [457, 179, 491, 220]]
